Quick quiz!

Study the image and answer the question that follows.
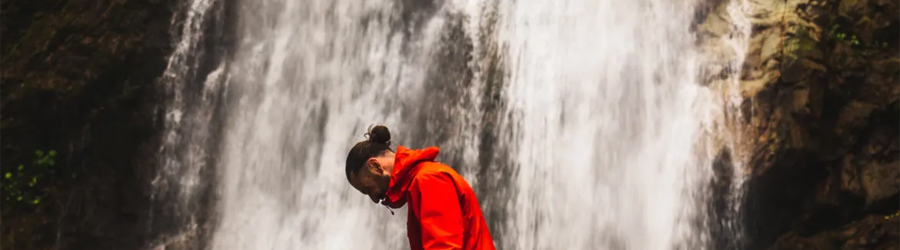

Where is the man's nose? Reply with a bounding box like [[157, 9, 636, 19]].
[[369, 195, 380, 203]]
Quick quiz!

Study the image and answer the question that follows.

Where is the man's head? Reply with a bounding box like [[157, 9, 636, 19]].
[[345, 125, 395, 204]]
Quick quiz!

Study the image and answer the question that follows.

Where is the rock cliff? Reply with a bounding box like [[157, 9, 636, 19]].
[[732, 0, 898, 249], [1, 0, 175, 249]]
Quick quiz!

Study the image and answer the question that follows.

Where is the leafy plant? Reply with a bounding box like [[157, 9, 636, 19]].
[[829, 24, 861, 46], [2, 150, 58, 209], [828, 24, 891, 50]]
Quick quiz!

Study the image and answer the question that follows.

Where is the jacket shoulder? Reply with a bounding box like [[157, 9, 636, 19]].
[[413, 161, 458, 178], [411, 162, 472, 193]]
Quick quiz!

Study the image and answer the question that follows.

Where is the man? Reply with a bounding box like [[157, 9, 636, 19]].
[[345, 125, 496, 250]]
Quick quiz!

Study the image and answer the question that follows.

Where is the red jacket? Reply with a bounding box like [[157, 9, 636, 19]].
[[384, 146, 496, 250]]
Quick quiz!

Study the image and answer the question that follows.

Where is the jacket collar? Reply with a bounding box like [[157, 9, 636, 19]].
[[383, 146, 439, 208]]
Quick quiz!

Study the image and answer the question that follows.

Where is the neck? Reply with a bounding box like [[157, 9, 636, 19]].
[[381, 151, 396, 175]]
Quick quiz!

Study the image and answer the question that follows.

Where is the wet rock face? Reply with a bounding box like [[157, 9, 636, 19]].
[[707, 148, 743, 250], [770, 214, 900, 250], [732, 0, 899, 249], [1, 0, 176, 249]]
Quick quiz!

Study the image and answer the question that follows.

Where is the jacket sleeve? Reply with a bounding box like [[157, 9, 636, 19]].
[[409, 172, 464, 250]]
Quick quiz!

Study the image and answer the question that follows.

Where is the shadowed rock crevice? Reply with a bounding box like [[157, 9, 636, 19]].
[[707, 148, 742, 250]]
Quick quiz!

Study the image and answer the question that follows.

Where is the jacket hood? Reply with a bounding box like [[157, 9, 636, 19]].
[[383, 145, 439, 208]]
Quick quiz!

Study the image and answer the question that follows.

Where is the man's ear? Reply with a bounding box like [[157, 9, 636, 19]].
[[366, 158, 383, 174]]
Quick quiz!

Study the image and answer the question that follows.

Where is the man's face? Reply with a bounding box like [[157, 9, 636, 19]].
[[349, 158, 389, 204]]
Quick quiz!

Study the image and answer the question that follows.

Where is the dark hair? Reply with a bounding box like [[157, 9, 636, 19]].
[[345, 125, 393, 182]]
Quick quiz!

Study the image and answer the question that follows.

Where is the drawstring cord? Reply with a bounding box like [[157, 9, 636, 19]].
[[381, 199, 394, 215]]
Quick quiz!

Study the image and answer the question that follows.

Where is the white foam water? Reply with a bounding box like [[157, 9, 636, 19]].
[[497, 1, 716, 249]]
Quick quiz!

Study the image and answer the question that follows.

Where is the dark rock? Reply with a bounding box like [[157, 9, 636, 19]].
[[708, 147, 742, 250], [735, 0, 900, 249], [768, 214, 900, 250], [742, 148, 827, 250], [1, 0, 181, 249]]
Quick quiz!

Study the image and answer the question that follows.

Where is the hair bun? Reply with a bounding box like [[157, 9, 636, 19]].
[[366, 125, 391, 145]]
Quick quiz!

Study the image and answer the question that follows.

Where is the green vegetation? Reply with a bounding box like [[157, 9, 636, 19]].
[[828, 24, 889, 50], [782, 26, 817, 62], [886, 210, 900, 220], [2, 149, 62, 216], [829, 24, 862, 46]]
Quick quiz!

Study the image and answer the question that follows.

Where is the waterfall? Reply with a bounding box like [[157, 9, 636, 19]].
[[500, 0, 710, 248], [152, 0, 228, 246], [157, 0, 751, 249]]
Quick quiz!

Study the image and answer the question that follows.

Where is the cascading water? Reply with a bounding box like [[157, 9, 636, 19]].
[[209, 0, 429, 249], [499, 0, 712, 248], [158, 0, 751, 249]]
